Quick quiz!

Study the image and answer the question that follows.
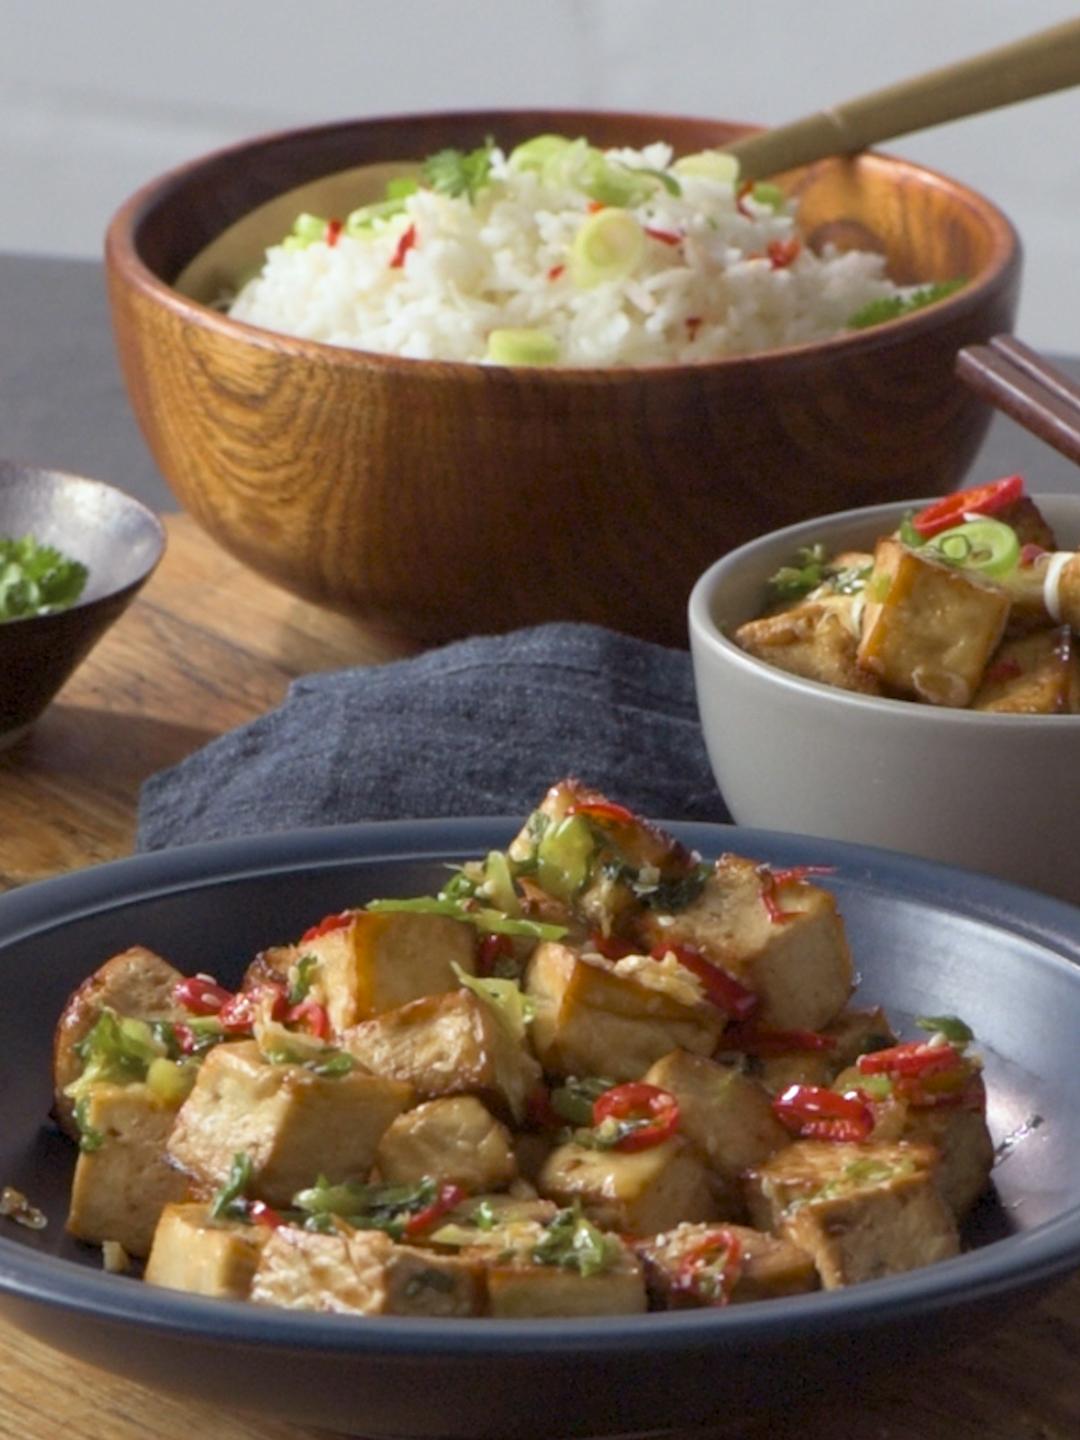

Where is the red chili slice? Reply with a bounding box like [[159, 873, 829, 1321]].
[[757, 865, 836, 925], [910, 474, 1024, 539], [218, 982, 289, 1035], [644, 226, 682, 246], [657, 943, 759, 1021], [589, 931, 640, 961], [592, 1082, 680, 1152], [286, 999, 331, 1040], [173, 976, 233, 1016], [248, 1200, 286, 1229], [856, 1040, 962, 1079], [390, 223, 417, 269], [772, 1084, 874, 1142], [300, 911, 354, 944], [767, 237, 801, 269], [723, 1023, 837, 1056], [476, 932, 515, 977], [325, 218, 343, 247], [566, 799, 637, 827], [404, 1182, 467, 1238], [547, 263, 566, 281], [672, 1228, 744, 1306]]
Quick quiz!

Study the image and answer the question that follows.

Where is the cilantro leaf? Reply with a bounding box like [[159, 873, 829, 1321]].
[[847, 278, 966, 331], [422, 141, 495, 202], [0, 534, 88, 621], [766, 544, 829, 603]]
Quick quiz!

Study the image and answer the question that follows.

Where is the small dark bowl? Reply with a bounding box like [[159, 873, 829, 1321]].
[[1, 820, 1078, 1439], [0, 461, 166, 747]]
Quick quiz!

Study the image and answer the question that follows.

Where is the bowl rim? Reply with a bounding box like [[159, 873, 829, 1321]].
[[0, 462, 166, 623], [104, 105, 1022, 381], [688, 491, 1080, 728], [1, 815, 1079, 1358]]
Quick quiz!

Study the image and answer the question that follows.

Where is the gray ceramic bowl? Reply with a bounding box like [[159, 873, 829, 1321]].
[[688, 493, 1080, 905], [0, 461, 166, 748], [1, 820, 1079, 1438]]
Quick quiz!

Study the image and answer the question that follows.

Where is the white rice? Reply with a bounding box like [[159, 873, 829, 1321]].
[[228, 140, 908, 367]]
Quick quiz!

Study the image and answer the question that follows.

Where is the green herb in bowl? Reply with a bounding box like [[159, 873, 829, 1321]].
[[0, 535, 88, 621]]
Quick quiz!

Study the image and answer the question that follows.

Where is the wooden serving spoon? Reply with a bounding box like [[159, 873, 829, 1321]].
[[726, 15, 1080, 180], [175, 16, 1080, 303]]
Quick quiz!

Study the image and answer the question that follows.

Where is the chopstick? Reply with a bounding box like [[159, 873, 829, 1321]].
[[956, 335, 1080, 467]]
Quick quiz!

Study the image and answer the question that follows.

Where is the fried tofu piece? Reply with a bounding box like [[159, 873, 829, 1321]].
[[743, 1140, 959, 1289], [639, 855, 853, 1032], [895, 1104, 994, 1219], [734, 596, 884, 695], [642, 1051, 788, 1203], [167, 1040, 413, 1206], [341, 989, 541, 1123], [506, 778, 699, 933], [296, 911, 477, 1032], [66, 1082, 190, 1257], [478, 1239, 647, 1318], [635, 1220, 818, 1306], [54, 947, 184, 1138], [972, 626, 1080, 714], [539, 1137, 717, 1237], [375, 1096, 517, 1192], [250, 1225, 484, 1317], [741, 1006, 897, 1095], [525, 943, 723, 1082], [857, 538, 1010, 706], [145, 1203, 269, 1299]]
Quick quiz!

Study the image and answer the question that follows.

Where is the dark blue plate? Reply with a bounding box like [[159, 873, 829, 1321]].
[[1, 820, 1079, 1439]]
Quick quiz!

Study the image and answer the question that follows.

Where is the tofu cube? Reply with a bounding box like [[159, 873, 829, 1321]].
[[298, 910, 477, 1031], [342, 989, 541, 1123], [635, 1220, 818, 1306], [251, 1225, 484, 1317], [167, 1040, 413, 1206], [640, 855, 854, 1031], [375, 1095, 517, 1192], [743, 1139, 959, 1289], [857, 537, 1010, 706], [525, 943, 723, 1082], [479, 1241, 647, 1318], [54, 946, 184, 1138], [734, 596, 883, 695], [642, 1050, 789, 1197], [898, 1104, 995, 1219], [66, 1081, 190, 1257], [539, 1137, 717, 1237], [973, 626, 1080, 714], [145, 1203, 269, 1299]]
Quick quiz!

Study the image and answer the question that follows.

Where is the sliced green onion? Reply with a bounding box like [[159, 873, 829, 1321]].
[[479, 849, 522, 916], [282, 212, 329, 250], [916, 1014, 975, 1046], [673, 150, 740, 184], [927, 518, 1019, 579], [385, 176, 419, 200], [345, 197, 409, 235], [507, 134, 574, 173], [485, 328, 560, 367], [750, 181, 786, 211], [570, 209, 645, 288]]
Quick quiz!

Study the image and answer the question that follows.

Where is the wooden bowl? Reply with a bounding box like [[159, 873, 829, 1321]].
[[105, 109, 1020, 648]]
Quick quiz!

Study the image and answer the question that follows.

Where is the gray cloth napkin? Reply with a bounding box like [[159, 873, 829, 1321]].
[[136, 622, 730, 850]]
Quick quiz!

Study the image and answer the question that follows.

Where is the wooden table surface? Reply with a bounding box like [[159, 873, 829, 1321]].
[[1, 513, 1078, 1440]]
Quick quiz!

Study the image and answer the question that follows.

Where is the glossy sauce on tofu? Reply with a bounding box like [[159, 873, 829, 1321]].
[[51, 778, 995, 1315]]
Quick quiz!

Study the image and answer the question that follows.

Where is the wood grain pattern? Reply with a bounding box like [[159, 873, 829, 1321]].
[[106, 109, 1020, 649], [1, 513, 1077, 1438]]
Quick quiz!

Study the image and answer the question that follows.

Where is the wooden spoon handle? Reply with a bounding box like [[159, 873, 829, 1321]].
[[726, 18, 1080, 180]]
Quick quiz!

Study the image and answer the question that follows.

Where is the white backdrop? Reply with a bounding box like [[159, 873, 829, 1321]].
[[4, 0, 1078, 349]]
